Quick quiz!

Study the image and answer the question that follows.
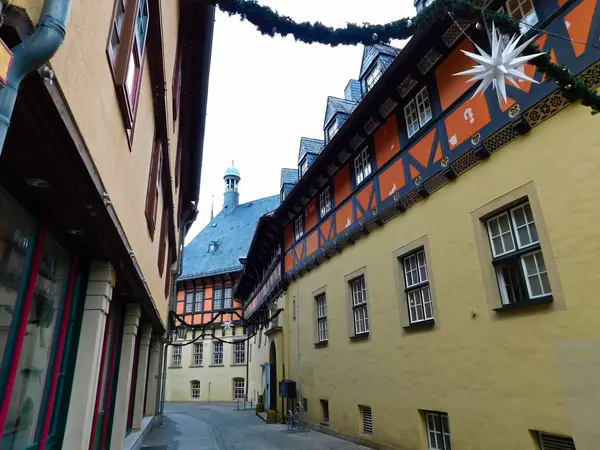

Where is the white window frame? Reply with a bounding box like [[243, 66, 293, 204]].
[[354, 148, 372, 185], [404, 99, 419, 138], [194, 290, 204, 312], [212, 341, 223, 365], [294, 214, 304, 241], [213, 288, 223, 310], [486, 201, 551, 305], [300, 159, 309, 177], [233, 377, 245, 400], [185, 292, 193, 313], [426, 411, 452, 450], [351, 276, 369, 335], [191, 380, 200, 399], [505, 0, 538, 33], [171, 345, 182, 367], [326, 120, 340, 141], [403, 250, 434, 323], [193, 342, 203, 366], [319, 188, 332, 217], [234, 341, 245, 364], [365, 61, 381, 91], [316, 294, 328, 343], [415, 86, 432, 127], [224, 287, 233, 309]]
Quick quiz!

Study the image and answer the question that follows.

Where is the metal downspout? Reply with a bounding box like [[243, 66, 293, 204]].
[[0, 0, 71, 155]]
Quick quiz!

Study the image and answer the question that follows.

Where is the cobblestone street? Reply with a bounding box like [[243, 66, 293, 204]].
[[142, 403, 369, 450]]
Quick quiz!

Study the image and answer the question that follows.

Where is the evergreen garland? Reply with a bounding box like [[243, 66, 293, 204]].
[[214, 0, 600, 114]]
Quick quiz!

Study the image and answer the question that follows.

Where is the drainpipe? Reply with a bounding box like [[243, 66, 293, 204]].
[[0, 0, 71, 155]]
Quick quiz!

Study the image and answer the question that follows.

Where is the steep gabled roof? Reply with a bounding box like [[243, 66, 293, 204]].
[[323, 96, 357, 128], [280, 168, 299, 187], [298, 137, 325, 163], [180, 195, 280, 280], [359, 43, 401, 78]]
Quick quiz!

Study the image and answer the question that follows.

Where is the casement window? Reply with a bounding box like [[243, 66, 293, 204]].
[[300, 159, 309, 177], [354, 148, 372, 185], [108, 0, 150, 131], [192, 343, 203, 366], [351, 276, 370, 335], [537, 432, 576, 450], [212, 341, 223, 365], [171, 345, 182, 367], [213, 288, 223, 310], [185, 292, 193, 313], [320, 399, 329, 424], [425, 411, 452, 450], [294, 214, 304, 241], [326, 120, 340, 142], [359, 405, 373, 437], [145, 140, 162, 236], [365, 61, 381, 92], [157, 205, 168, 275], [319, 187, 332, 217], [191, 380, 200, 399], [486, 202, 551, 305], [405, 86, 432, 138], [224, 287, 233, 309], [316, 294, 328, 343], [505, 0, 538, 33], [194, 290, 204, 312], [234, 341, 245, 364], [233, 377, 245, 400], [403, 249, 434, 323]]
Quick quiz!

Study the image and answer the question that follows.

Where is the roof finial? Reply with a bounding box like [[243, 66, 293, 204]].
[[210, 195, 214, 221]]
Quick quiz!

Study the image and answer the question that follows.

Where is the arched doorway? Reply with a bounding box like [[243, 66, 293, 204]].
[[269, 341, 277, 411]]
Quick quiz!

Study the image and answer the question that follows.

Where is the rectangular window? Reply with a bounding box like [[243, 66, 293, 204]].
[[171, 345, 182, 367], [506, 0, 538, 33], [145, 140, 162, 236], [351, 276, 369, 335], [403, 250, 434, 323], [234, 341, 246, 364], [404, 99, 419, 138], [319, 188, 332, 217], [537, 432, 576, 450], [212, 341, 223, 365], [354, 148, 372, 185], [300, 159, 309, 177], [294, 215, 304, 241], [360, 405, 373, 437], [224, 287, 233, 309], [193, 343, 203, 366], [415, 86, 432, 127], [194, 290, 204, 312], [426, 411, 452, 450], [158, 205, 168, 275], [191, 380, 200, 399], [320, 399, 330, 424], [233, 378, 245, 400], [326, 120, 340, 142], [185, 292, 194, 313], [214, 289, 223, 310], [316, 294, 328, 342], [108, 0, 150, 130], [486, 201, 551, 305], [365, 62, 381, 91]]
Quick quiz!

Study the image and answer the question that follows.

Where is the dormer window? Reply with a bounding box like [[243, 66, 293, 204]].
[[208, 241, 217, 253], [405, 86, 432, 139], [294, 215, 304, 241], [326, 120, 340, 142], [354, 148, 372, 185], [365, 61, 381, 92], [505, 0, 538, 33], [300, 159, 309, 177]]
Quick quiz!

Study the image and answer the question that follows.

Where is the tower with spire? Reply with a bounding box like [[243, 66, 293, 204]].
[[223, 160, 241, 211]]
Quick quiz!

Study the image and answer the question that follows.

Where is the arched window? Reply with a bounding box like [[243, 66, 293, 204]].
[[191, 380, 200, 400], [233, 377, 245, 400]]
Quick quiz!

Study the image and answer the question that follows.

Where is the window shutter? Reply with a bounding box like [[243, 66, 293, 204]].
[[158, 206, 168, 275], [539, 433, 576, 450], [145, 140, 161, 236]]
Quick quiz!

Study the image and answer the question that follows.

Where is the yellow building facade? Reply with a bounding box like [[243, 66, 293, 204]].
[[238, 0, 600, 448]]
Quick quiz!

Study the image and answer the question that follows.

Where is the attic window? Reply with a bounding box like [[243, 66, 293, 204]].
[[300, 160, 309, 177], [326, 120, 340, 142], [208, 241, 217, 253], [365, 62, 381, 92]]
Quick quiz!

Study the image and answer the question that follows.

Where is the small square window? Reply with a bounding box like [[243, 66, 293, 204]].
[[354, 148, 372, 185]]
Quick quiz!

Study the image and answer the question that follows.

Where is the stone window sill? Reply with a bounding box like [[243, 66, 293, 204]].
[[493, 295, 553, 312], [349, 332, 369, 341], [314, 341, 328, 348], [231, 363, 246, 366], [402, 318, 435, 330], [209, 364, 225, 368], [189, 364, 203, 368], [168, 365, 182, 369]]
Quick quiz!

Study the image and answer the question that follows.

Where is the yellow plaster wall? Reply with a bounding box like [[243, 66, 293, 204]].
[[247, 330, 269, 404], [13, 1, 183, 323], [285, 102, 600, 449]]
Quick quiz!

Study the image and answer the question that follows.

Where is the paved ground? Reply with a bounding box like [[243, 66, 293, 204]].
[[142, 402, 369, 450]]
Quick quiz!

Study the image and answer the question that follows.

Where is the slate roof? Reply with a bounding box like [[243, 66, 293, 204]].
[[298, 137, 324, 163], [359, 44, 401, 78], [344, 79, 363, 103], [179, 194, 280, 280], [324, 96, 357, 128], [280, 168, 299, 187]]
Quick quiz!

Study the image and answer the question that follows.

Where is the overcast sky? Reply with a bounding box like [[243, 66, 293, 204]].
[[186, 0, 416, 243]]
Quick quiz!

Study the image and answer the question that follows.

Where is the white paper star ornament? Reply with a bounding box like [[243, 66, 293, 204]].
[[221, 320, 233, 331], [453, 23, 545, 106]]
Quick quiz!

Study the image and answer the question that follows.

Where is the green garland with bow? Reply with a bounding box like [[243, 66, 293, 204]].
[[214, 0, 600, 114]]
